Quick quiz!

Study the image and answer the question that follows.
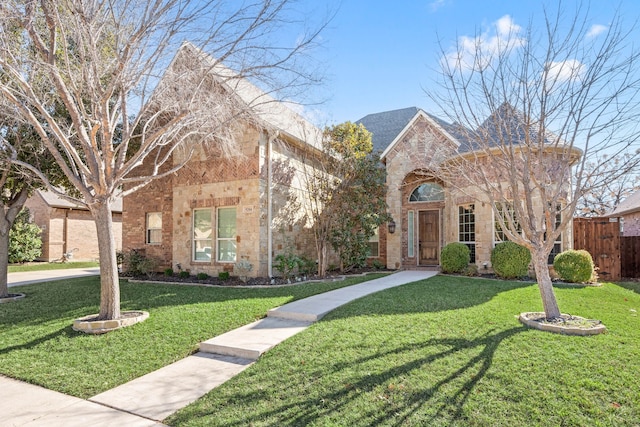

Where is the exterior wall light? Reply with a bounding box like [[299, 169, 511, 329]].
[[388, 220, 396, 234]]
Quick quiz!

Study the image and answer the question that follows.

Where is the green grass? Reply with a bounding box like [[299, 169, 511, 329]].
[[167, 276, 640, 427], [0, 273, 386, 398], [8, 261, 99, 273]]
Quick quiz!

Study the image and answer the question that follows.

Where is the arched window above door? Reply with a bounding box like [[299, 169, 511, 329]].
[[409, 183, 444, 202]]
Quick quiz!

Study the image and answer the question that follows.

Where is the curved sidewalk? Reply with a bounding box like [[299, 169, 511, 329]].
[[2, 270, 436, 426]]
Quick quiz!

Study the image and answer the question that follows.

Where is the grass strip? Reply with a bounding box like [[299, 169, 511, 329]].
[[8, 261, 99, 273]]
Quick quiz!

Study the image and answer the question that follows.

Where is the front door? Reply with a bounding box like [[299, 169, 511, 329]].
[[419, 210, 440, 265]]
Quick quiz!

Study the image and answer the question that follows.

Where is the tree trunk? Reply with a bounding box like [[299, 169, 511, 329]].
[[0, 223, 9, 298], [532, 250, 561, 319], [91, 200, 121, 320], [316, 239, 328, 278]]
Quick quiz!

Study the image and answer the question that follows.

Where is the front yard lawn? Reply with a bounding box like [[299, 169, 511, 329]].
[[0, 274, 386, 398], [167, 276, 640, 427]]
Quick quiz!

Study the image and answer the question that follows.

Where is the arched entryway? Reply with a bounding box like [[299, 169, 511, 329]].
[[401, 174, 445, 268]]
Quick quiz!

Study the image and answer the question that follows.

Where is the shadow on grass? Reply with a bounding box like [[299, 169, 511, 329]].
[[0, 274, 386, 329], [0, 326, 75, 355], [325, 275, 533, 317], [171, 326, 526, 426], [615, 281, 640, 295]]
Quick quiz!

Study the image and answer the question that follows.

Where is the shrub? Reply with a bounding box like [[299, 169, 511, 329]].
[[178, 271, 190, 279], [371, 259, 385, 270], [553, 249, 595, 283], [463, 264, 478, 277], [234, 259, 253, 283], [218, 271, 230, 280], [491, 242, 531, 279], [164, 268, 174, 277], [120, 249, 158, 277], [9, 208, 42, 263], [297, 256, 317, 276], [196, 272, 209, 280], [274, 252, 300, 280], [440, 242, 470, 274]]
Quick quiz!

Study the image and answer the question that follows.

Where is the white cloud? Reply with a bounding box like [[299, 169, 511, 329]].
[[586, 24, 608, 38], [429, 0, 446, 12], [443, 15, 526, 72], [545, 59, 586, 85]]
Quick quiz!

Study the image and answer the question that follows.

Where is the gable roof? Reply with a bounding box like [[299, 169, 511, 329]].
[[35, 190, 123, 213], [176, 43, 322, 150], [356, 107, 461, 158], [609, 189, 640, 216]]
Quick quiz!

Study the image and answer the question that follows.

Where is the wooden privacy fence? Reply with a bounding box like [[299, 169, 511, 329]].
[[573, 217, 621, 281], [621, 236, 640, 278]]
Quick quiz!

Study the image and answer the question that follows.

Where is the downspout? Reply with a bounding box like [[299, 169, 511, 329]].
[[63, 209, 69, 259], [267, 131, 277, 278]]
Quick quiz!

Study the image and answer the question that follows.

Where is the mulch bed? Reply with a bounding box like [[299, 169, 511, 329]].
[[123, 267, 392, 287]]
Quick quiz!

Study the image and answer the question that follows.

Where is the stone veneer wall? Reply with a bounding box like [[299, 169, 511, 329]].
[[122, 126, 330, 278], [444, 188, 574, 269], [384, 115, 457, 270], [623, 212, 640, 236], [382, 113, 574, 270]]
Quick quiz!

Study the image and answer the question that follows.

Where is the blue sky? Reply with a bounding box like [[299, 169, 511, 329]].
[[308, 0, 640, 125]]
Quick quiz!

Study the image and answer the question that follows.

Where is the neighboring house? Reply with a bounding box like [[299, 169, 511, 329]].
[[357, 106, 575, 269], [608, 189, 640, 236], [24, 190, 122, 262]]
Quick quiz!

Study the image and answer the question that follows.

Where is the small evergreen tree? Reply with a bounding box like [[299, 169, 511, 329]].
[[9, 209, 42, 264], [324, 123, 391, 273]]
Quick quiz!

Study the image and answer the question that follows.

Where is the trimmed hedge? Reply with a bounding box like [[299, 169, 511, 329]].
[[441, 242, 470, 274], [553, 249, 595, 283], [491, 241, 531, 279]]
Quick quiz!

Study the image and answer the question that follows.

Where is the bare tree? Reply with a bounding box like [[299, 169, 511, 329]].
[[0, 0, 327, 321], [431, 6, 640, 319], [576, 154, 640, 217]]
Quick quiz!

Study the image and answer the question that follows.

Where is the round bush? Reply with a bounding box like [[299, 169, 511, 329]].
[[441, 242, 470, 274], [491, 241, 531, 279], [553, 249, 594, 283]]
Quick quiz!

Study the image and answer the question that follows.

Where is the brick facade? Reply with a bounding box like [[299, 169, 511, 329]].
[[24, 191, 122, 262], [122, 127, 325, 278]]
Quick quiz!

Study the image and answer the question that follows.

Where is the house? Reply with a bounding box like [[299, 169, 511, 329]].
[[122, 44, 327, 278], [24, 190, 123, 262], [357, 106, 576, 269], [122, 45, 576, 277], [608, 189, 640, 236]]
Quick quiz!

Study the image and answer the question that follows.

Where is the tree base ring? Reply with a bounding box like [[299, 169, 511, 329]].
[[72, 311, 149, 334]]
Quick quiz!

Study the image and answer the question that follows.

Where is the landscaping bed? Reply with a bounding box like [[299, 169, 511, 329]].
[[123, 267, 392, 287]]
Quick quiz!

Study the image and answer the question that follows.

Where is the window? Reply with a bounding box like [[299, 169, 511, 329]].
[[458, 205, 476, 263], [494, 202, 521, 244], [410, 183, 444, 202], [408, 211, 415, 258], [367, 227, 379, 257], [146, 212, 162, 244], [193, 209, 212, 261], [217, 207, 237, 262], [547, 205, 562, 264]]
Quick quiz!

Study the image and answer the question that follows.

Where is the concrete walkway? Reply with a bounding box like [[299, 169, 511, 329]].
[[1, 270, 436, 426], [8, 267, 100, 287]]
